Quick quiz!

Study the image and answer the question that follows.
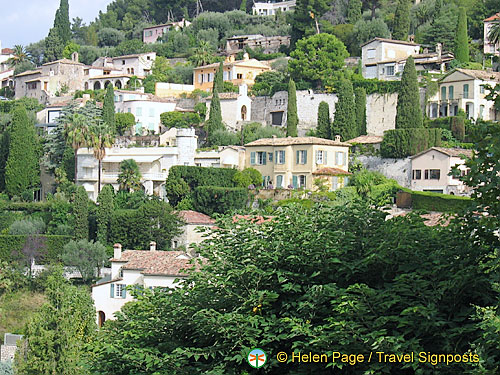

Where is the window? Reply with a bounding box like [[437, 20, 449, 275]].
[[276, 175, 284, 188], [367, 49, 376, 59], [480, 85, 485, 94], [136, 107, 142, 116], [299, 175, 306, 188], [463, 84, 469, 99], [479, 105, 484, 118], [316, 150, 327, 164], [250, 151, 267, 165], [111, 283, 126, 299], [198, 74, 203, 83], [448, 86, 454, 100], [27, 82, 37, 90], [335, 151, 345, 166], [441, 86, 446, 100], [275, 150, 285, 164], [427, 169, 440, 180], [386, 65, 395, 76], [296, 150, 307, 164], [122, 60, 125, 65], [237, 73, 243, 79], [268, 152, 273, 162], [127, 108, 131, 113], [271, 111, 283, 126], [412, 169, 421, 180]]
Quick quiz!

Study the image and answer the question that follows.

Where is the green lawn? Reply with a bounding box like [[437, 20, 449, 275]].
[[0, 290, 45, 344]]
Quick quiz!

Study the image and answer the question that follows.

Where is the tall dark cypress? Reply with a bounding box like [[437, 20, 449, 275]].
[[454, 8, 469, 63], [392, 0, 410, 41], [354, 87, 367, 136], [395, 56, 423, 128], [332, 79, 356, 141], [214, 62, 224, 93], [54, 0, 71, 45], [286, 79, 298, 137], [316, 101, 331, 139], [73, 185, 89, 240]]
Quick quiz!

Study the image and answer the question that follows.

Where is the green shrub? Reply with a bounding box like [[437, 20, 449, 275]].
[[380, 128, 442, 158], [192, 186, 248, 215], [168, 166, 238, 190], [402, 189, 471, 213], [0, 235, 72, 263], [8, 218, 46, 235], [233, 168, 262, 188]]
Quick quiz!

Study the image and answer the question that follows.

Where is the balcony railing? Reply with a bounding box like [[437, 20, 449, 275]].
[[80, 172, 168, 181]]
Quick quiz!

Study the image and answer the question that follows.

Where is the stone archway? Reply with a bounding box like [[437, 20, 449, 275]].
[[115, 80, 122, 89], [84, 82, 89, 90], [98, 311, 106, 327], [241, 105, 247, 121], [104, 80, 112, 89], [93, 81, 101, 90]]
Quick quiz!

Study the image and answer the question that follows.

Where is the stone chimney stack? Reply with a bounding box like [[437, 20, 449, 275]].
[[334, 135, 341, 142], [436, 43, 442, 60], [150, 241, 157, 251], [71, 51, 79, 62], [114, 243, 122, 259]]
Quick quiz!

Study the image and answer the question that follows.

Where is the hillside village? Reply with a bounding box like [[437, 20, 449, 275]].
[[1, 0, 500, 374]]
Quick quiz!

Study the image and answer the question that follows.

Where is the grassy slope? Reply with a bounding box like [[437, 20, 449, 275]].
[[0, 290, 45, 344]]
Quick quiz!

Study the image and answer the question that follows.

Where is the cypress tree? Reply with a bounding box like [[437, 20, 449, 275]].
[[0, 133, 10, 192], [214, 62, 224, 93], [206, 86, 225, 145], [240, 0, 247, 13], [286, 78, 298, 137], [73, 185, 89, 240], [54, 0, 71, 45], [454, 8, 469, 63], [44, 28, 64, 63], [316, 101, 331, 139], [395, 56, 423, 128], [5, 105, 39, 197], [96, 185, 114, 245], [347, 0, 362, 24], [332, 79, 357, 141], [103, 85, 116, 134], [354, 87, 367, 136], [392, 0, 410, 41]]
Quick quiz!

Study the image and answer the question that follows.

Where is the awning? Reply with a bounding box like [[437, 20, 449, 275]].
[[102, 155, 162, 163]]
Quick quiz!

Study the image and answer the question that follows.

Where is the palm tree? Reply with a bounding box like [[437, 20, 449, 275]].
[[117, 159, 142, 192], [488, 20, 500, 48], [88, 121, 115, 194], [62, 110, 89, 183], [7, 45, 30, 67], [190, 41, 216, 67]]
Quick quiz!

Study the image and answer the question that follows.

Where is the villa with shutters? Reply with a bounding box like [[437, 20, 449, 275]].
[[245, 136, 351, 190]]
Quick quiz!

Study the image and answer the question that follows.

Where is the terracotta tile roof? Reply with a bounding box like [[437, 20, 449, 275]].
[[111, 53, 155, 60], [42, 58, 84, 66], [194, 58, 270, 70], [111, 250, 193, 276], [1, 48, 14, 55], [361, 37, 419, 48], [347, 135, 383, 144], [14, 69, 41, 77], [410, 147, 473, 159], [233, 215, 273, 225], [312, 167, 352, 176], [453, 68, 500, 81], [176, 210, 215, 225], [245, 136, 351, 147], [484, 12, 500, 21]]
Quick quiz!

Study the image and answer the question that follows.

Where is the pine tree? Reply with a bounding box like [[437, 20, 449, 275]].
[[214, 62, 224, 93], [103, 85, 116, 134], [96, 185, 114, 245], [206, 86, 225, 145], [73, 185, 89, 240], [454, 7, 469, 63], [5, 105, 39, 197], [286, 79, 298, 137], [392, 0, 410, 41], [316, 101, 331, 139], [395, 56, 423, 128], [433, 0, 442, 18], [347, 0, 362, 24], [44, 28, 64, 63], [332, 79, 357, 141], [54, 0, 71, 45], [354, 87, 367, 136], [240, 0, 247, 13]]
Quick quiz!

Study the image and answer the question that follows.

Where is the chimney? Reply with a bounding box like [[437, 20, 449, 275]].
[[334, 135, 341, 142], [436, 43, 442, 60], [150, 241, 157, 251], [71, 51, 79, 62], [243, 52, 250, 61], [113, 243, 122, 259]]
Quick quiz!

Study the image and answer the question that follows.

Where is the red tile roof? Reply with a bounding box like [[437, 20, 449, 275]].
[[1, 48, 14, 55], [110, 250, 193, 276], [176, 210, 215, 225], [232, 215, 273, 225], [484, 12, 500, 21]]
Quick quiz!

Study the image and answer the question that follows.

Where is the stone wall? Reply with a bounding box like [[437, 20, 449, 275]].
[[355, 155, 412, 188]]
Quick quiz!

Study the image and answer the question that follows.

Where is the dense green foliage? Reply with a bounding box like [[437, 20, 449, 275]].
[[160, 111, 201, 129], [96, 185, 114, 244], [61, 240, 108, 282], [0, 235, 72, 264], [354, 87, 367, 136], [392, 0, 410, 41], [250, 71, 287, 97], [5, 105, 39, 198], [395, 56, 423, 129], [316, 101, 331, 139], [167, 166, 238, 191], [290, 0, 331, 47], [332, 79, 356, 141], [347, 0, 362, 24], [117, 159, 142, 192], [286, 79, 298, 137], [205, 87, 224, 145], [232, 168, 262, 188], [401, 189, 472, 213], [88, 202, 497, 374], [115, 112, 136, 135], [72, 186, 89, 240], [380, 128, 442, 158], [454, 8, 469, 64], [192, 186, 248, 215], [53, 0, 71, 46]]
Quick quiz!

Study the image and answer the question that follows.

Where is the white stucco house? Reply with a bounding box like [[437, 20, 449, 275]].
[[252, 0, 296, 15], [92, 242, 193, 326], [77, 128, 197, 201], [205, 84, 252, 131], [484, 13, 500, 56], [172, 210, 215, 252], [410, 147, 473, 196], [194, 145, 246, 169], [426, 68, 500, 120]]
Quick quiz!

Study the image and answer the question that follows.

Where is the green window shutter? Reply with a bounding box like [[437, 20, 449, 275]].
[[292, 175, 298, 188], [275, 151, 278, 163], [269, 152, 273, 162], [303, 151, 307, 164], [263, 152, 267, 165], [250, 152, 255, 165], [122, 285, 126, 298], [324, 151, 328, 164], [296, 150, 299, 164], [110, 284, 114, 298]]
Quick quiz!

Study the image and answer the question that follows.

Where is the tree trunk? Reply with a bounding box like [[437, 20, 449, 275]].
[[98, 158, 101, 194]]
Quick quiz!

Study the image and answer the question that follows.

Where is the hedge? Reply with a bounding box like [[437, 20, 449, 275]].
[[380, 128, 442, 158], [168, 166, 238, 190], [0, 235, 72, 263], [192, 186, 248, 215], [401, 189, 472, 213]]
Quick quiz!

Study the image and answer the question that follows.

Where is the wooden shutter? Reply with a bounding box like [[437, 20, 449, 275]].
[[250, 152, 256, 165], [296, 150, 299, 164], [262, 152, 267, 165], [122, 285, 126, 298], [110, 283, 114, 298], [292, 175, 298, 188], [303, 151, 307, 164]]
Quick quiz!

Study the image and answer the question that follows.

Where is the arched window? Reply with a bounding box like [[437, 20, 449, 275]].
[[241, 105, 247, 121]]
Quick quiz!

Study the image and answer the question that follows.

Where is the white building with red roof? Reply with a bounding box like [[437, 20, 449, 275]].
[[172, 210, 215, 252], [92, 242, 194, 326], [484, 13, 500, 56]]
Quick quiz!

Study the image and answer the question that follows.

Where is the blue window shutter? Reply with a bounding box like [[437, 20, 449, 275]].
[[263, 152, 267, 165], [110, 284, 114, 298], [269, 152, 273, 162], [304, 151, 307, 164], [250, 152, 255, 165], [296, 150, 299, 164], [122, 285, 126, 298], [292, 175, 298, 188], [275, 151, 278, 163]]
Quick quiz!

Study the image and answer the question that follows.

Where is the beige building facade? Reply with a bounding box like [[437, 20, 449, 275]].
[[245, 137, 350, 190]]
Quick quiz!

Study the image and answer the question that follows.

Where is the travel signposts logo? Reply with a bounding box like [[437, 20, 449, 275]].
[[247, 348, 267, 368]]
